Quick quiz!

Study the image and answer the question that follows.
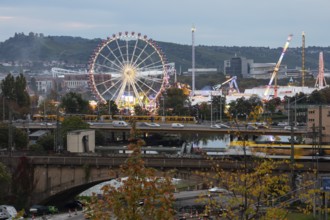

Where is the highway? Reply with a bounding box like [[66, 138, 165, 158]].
[[14, 121, 307, 135]]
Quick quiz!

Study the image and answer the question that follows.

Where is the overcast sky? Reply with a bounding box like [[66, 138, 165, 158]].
[[0, 0, 329, 48]]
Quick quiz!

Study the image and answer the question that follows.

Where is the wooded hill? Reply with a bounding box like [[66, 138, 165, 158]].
[[0, 32, 329, 73]]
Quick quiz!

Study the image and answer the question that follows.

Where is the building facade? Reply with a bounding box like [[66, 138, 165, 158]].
[[307, 105, 330, 144]]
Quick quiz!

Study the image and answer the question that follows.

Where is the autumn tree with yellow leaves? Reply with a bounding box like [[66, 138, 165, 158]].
[[87, 122, 175, 220]]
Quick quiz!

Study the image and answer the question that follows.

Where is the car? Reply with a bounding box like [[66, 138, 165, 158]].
[[258, 124, 269, 129], [284, 126, 298, 131], [208, 187, 231, 194], [247, 125, 258, 130], [64, 200, 84, 211], [211, 123, 230, 129], [29, 205, 50, 216], [112, 120, 128, 127], [0, 205, 18, 219], [171, 123, 184, 128], [144, 122, 160, 127]]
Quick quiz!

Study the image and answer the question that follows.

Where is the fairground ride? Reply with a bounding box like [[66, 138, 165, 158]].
[[213, 76, 240, 94], [264, 34, 293, 98], [88, 32, 171, 112]]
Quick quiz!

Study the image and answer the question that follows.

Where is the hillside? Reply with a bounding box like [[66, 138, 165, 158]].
[[0, 32, 329, 73]]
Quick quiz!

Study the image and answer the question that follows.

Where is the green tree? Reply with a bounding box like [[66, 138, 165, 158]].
[[0, 74, 16, 100], [61, 92, 89, 114], [264, 97, 281, 114], [88, 123, 175, 219], [11, 157, 36, 209], [0, 123, 28, 150], [134, 104, 148, 116], [0, 162, 11, 204], [36, 133, 54, 152], [0, 73, 30, 117], [164, 87, 190, 116]]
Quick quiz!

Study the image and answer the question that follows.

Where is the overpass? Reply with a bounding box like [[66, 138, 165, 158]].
[[0, 154, 326, 205], [15, 122, 307, 136]]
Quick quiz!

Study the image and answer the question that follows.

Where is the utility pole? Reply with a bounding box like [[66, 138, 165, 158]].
[[191, 25, 196, 97]]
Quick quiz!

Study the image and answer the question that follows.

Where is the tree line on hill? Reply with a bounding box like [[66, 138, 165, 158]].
[[0, 32, 329, 73]]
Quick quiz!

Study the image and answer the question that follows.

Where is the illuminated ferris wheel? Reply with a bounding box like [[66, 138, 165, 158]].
[[88, 31, 169, 111]]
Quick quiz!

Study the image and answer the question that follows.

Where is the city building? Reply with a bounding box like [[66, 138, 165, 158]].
[[307, 105, 330, 144], [224, 56, 253, 78], [224, 56, 291, 79], [36, 77, 54, 93]]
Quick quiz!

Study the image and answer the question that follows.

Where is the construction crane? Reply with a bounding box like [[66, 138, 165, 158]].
[[213, 76, 240, 94], [264, 34, 293, 98]]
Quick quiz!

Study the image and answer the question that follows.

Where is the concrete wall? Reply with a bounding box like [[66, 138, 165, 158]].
[[67, 130, 95, 153]]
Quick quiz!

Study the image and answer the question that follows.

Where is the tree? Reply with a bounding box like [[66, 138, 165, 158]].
[[87, 122, 175, 219], [61, 92, 89, 114], [164, 87, 190, 116], [197, 150, 291, 219], [134, 104, 148, 116], [0, 73, 30, 117], [0, 162, 11, 204], [0, 123, 28, 150], [36, 133, 54, 152], [264, 97, 281, 115]]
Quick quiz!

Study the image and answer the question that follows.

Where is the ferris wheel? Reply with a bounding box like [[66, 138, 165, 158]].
[[88, 31, 169, 111]]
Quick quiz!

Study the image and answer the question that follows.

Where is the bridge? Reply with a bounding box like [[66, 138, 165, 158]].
[[15, 122, 307, 136], [0, 154, 326, 206]]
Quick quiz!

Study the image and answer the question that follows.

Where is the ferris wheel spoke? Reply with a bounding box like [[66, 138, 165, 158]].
[[98, 52, 123, 71], [136, 78, 160, 94], [130, 83, 143, 106], [114, 39, 126, 64], [116, 80, 128, 103], [105, 45, 125, 69], [105, 78, 124, 100], [137, 61, 164, 71], [133, 80, 153, 102], [132, 42, 149, 67], [135, 51, 157, 69], [138, 74, 164, 83], [100, 78, 123, 97], [130, 38, 139, 64], [126, 40, 129, 63], [95, 76, 120, 86], [94, 62, 122, 73]]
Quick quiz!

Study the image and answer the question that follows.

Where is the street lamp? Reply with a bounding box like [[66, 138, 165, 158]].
[[210, 92, 213, 125]]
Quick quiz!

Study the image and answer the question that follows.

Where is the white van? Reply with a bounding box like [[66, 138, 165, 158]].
[[112, 120, 128, 127], [0, 205, 18, 219]]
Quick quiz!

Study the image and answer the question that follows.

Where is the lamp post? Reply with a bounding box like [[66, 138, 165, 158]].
[[210, 93, 213, 126], [162, 96, 165, 116], [220, 96, 222, 123]]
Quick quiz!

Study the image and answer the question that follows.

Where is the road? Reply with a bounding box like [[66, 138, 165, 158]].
[[14, 121, 306, 135], [31, 210, 84, 220], [29, 190, 215, 219]]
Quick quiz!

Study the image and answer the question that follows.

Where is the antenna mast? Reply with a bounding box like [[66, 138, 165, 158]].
[[302, 32, 305, 87], [191, 25, 196, 97]]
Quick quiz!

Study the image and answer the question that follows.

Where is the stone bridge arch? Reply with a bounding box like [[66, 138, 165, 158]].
[[32, 164, 121, 204]]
